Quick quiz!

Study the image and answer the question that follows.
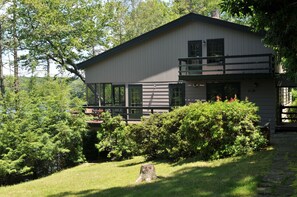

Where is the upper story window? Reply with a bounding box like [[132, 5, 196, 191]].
[[188, 40, 202, 73], [188, 40, 202, 58], [207, 38, 224, 63]]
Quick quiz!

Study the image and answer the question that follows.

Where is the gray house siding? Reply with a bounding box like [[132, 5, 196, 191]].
[[85, 20, 273, 84], [142, 83, 170, 107], [241, 79, 277, 130], [185, 81, 206, 103]]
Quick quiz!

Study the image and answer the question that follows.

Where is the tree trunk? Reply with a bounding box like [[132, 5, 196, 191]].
[[0, 23, 4, 94], [46, 57, 50, 77], [135, 164, 157, 183], [13, 0, 19, 92]]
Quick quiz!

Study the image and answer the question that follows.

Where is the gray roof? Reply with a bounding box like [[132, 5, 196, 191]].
[[78, 13, 257, 69]]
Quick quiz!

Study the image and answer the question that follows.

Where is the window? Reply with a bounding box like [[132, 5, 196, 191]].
[[99, 83, 112, 106], [129, 85, 143, 119], [86, 83, 99, 105], [188, 40, 202, 73], [207, 83, 240, 101], [169, 84, 185, 107], [112, 85, 126, 117], [112, 85, 125, 106], [188, 40, 202, 58], [207, 39, 224, 63]]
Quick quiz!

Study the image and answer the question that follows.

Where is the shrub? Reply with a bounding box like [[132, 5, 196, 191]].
[[180, 101, 265, 160], [129, 100, 267, 161], [128, 106, 191, 160], [96, 112, 136, 160]]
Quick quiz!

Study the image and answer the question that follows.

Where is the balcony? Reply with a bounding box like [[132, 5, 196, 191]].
[[179, 54, 275, 80]]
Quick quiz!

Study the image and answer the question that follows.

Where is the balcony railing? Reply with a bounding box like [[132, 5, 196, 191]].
[[84, 106, 171, 123], [179, 54, 274, 78], [279, 105, 297, 124]]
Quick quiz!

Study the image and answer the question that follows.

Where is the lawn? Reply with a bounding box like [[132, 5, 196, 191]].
[[0, 150, 273, 197]]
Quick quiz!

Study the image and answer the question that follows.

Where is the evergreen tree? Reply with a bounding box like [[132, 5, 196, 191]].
[[0, 78, 87, 185]]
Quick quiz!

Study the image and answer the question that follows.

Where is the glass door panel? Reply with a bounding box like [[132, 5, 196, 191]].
[[188, 40, 202, 74], [128, 85, 142, 119], [112, 85, 126, 118]]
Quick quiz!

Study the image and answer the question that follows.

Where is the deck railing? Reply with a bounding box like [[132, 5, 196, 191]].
[[179, 54, 274, 77], [280, 105, 297, 123], [84, 106, 172, 122]]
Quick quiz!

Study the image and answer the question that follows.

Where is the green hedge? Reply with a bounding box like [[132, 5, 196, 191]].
[[128, 100, 267, 160], [96, 112, 136, 160]]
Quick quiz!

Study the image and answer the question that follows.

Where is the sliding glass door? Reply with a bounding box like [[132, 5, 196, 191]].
[[112, 85, 125, 117], [128, 85, 143, 119]]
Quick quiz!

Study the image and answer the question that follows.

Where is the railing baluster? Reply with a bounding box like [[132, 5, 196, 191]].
[[223, 57, 226, 74], [270, 55, 275, 73], [268, 54, 272, 73]]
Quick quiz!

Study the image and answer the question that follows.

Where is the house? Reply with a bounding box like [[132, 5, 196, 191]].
[[78, 13, 292, 132]]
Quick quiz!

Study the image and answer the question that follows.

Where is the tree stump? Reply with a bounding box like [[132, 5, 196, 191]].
[[135, 164, 157, 183]]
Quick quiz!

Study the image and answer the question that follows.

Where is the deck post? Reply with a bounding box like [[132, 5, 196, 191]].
[[179, 59, 182, 76], [280, 105, 283, 124], [222, 57, 226, 74], [268, 54, 272, 73]]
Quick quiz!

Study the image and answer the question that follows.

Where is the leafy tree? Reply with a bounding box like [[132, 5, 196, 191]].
[[104, 0, 130, 47], [0, 0, 22, 91], [221, 0, 297, 80], [0, 23, 4, 94], [105, 0, 177, 46], [0, 77, 87, 185], [172, 0, 222, 16], [124, 0, 178, 41], [3, 0, 114, 82], [68, 79, 86, 100]]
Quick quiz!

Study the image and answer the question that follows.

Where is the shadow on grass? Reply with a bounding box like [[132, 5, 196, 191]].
[[48, 150, 273, 197], [118, 160, 148, 167]]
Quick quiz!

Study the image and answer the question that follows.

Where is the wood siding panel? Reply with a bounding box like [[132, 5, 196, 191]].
[[85, 21, 273, 84], [241, 79, 277, 132], [142, 83, 169, 107]]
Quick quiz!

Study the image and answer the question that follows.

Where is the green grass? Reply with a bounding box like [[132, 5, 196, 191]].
[[0, 150, 274, 197]]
